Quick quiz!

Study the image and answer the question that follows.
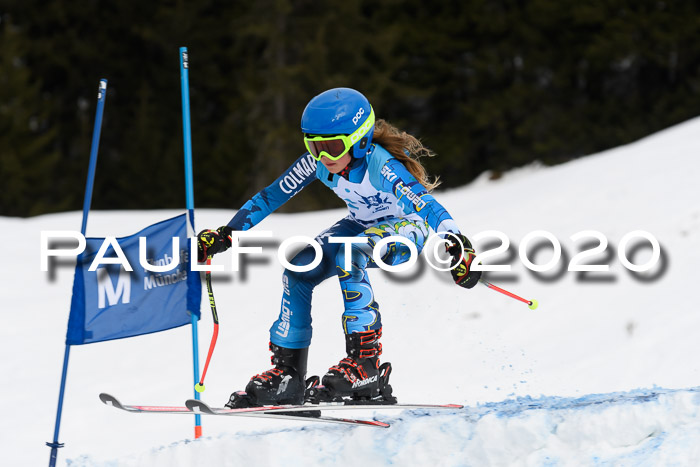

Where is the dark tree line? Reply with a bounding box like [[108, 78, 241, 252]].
[[2, 0, 699, 217]]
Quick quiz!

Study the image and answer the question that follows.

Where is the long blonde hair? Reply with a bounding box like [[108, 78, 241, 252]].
[[372, 119, 441, 192]]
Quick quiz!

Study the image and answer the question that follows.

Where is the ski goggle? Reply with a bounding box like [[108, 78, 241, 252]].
[[304, 108, 375, 161]]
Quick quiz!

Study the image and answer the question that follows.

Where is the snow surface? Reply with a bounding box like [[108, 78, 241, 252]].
[[1, 117, 699, 466]]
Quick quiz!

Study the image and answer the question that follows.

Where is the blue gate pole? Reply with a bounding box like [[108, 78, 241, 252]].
[[48, 79, 107, 467], [179, 46, 202, 438]]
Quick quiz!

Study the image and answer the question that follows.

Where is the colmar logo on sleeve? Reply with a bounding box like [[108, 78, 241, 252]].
[[279, 154, 317, 194]]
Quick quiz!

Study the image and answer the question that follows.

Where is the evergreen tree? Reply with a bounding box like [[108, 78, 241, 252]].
[[0, 14, 61, 216]]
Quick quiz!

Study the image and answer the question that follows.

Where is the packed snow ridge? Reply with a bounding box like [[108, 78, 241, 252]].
[[72, 387, 700, 466]]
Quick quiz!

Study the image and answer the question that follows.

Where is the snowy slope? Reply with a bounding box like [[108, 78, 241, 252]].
[[72, 388, 700, 467], [1, 116, 699, 466]]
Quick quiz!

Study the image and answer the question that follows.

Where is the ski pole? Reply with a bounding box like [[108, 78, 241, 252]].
[[479, 279, 538, 310], [195, 258, 219, 392]]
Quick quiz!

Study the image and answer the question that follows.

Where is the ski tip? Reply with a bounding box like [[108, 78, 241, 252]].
[[185, 398, 216, 414], [99, 393, 123, 409], [368, 420, 391, 428]]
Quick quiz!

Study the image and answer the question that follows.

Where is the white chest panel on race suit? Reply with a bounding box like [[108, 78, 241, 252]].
[[329, 167, 420, 225]]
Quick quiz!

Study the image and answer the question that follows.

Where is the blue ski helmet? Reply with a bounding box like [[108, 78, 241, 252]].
[[301, 88, 375, 159]]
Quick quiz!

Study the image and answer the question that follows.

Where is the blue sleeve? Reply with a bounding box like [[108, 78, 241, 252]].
[[227, 153, 318, 230], [371, 155, 461, 235]]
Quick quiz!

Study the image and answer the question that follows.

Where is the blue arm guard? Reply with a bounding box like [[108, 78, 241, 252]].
[[228, 153, 318, 230]]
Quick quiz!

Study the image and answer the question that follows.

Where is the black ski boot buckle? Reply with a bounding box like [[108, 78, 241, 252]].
[[226, 391, 255, 408]]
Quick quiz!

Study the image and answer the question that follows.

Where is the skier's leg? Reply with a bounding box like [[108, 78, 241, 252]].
[[338, 217, 430, 334], [269, 216, 368, 348], [229, 217, 366, 407], [317, 218, 429, 402]]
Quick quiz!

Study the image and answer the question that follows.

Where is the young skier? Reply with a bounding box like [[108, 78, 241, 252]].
[[197, 87, 481, 407]]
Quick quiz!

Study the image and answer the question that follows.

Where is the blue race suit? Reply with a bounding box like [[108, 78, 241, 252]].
[[227, 144, 462, 349]]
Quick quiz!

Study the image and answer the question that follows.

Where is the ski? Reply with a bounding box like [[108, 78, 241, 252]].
[[185, 399, 390, 428], [99, 393, 389, 428], [186, 398, 464, 414]]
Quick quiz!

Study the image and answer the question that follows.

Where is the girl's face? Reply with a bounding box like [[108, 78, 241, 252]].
[[320, 152, 352, 174]]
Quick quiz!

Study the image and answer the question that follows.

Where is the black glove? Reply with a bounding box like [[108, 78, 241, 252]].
[[446, 233, 481, 289], [197, 226, 233, 262]]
